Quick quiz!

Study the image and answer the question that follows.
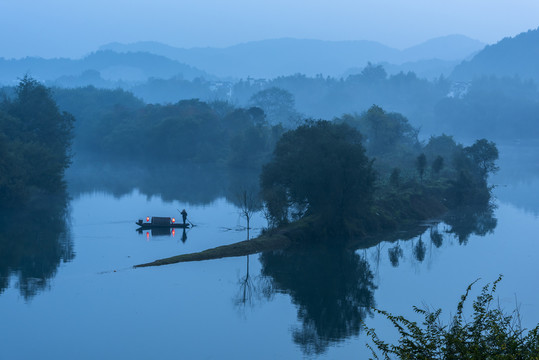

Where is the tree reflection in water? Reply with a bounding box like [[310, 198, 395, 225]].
[[387, 203, 498, 266], [234, 255, 256, 309], [413, 236, 426, 262], [67, 161, 262, 207], [444, 204, 497, 244], [259, 246, 376, 355], [388, 242, 403, 267], [253, 203, 497, 355], [0, 196, 74, 300]]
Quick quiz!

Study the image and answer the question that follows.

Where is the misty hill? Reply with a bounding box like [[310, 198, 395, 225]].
[[451, 27, 539, 82], [100, 36, 484, 79], [101, 39, 397, 79], [0, 51, 210, 85], [401, 35, 483, 62]]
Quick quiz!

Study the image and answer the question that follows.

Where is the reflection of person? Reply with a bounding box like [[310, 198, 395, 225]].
[[181, 209, 187, 225], [181, 228, 188, 243]]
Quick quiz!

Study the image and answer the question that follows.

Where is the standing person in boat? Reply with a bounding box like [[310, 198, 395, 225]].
[[181, 209, 188, 225]]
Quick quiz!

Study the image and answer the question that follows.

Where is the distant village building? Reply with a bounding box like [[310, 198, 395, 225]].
[[447, 81, 471, 99]]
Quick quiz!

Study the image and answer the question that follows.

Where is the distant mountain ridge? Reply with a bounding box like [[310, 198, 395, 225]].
[[401, 35, 483, 62], [0, 51, 210, 85], [451, 27, 539, 82], [0, 35, 486, 86], [100, 36, 485, 79]]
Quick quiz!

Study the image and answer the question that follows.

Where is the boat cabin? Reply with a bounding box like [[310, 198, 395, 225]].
[[136, 216, 188, 228]]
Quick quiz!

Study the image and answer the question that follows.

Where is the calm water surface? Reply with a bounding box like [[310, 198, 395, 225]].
[[1, 146, 538, 359]]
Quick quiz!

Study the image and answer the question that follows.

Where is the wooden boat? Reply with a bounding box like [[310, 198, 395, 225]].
[[136, 216, 190, 229]]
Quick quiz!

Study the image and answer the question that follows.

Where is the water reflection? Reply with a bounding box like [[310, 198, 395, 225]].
[[387, 242, 403, 267], [443, 204, 497, 245], [233, 255, 270, 310], [255, 203, 497, 355], [0, 195, 74, 300], [137, 227, 190, 243], [413, 236, 426, 262], [65, 158, 498, 355], [67, 160, 261, 206], [384, 203, 498, 268], [493, 142, 539, 215], [260, 246, 376, 355]]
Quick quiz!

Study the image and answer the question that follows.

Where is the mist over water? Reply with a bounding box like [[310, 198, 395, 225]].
[[1, 4, 539, 358], [0, 144, 538, 358]]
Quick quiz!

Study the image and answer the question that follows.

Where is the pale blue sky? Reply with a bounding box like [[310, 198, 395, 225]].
[[1, 0, 538, 58]]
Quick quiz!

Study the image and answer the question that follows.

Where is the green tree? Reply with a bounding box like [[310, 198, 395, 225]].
[[389, 168, 401, 188], [345, 105, 420, 157], [465, 138, 499, 180], [249, 87, 301, 127], [360, 62, 387, 82], [431, 155, 444, 176], [261, 121, 375, 235], [416, 153, 427, 181], [424, 134, 459, 161], [0, 77, 74, 206]]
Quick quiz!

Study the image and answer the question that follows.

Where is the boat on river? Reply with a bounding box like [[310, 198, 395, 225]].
[[136, 216, 190, 229]]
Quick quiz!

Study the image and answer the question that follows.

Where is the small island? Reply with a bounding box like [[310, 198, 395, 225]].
[[135, 106, 499, 268]]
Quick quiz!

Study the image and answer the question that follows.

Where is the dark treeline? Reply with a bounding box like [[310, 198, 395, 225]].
[[7, 67, 538, 145], [1, 78, 499, 244], [232, 68, 539, 141], [1, 79, 499, 235], [63, 64, 537, 141], [0, 77, 74, 209], [233, 65, 448, 129], [0, 78, 75, 299], [435, 76, 539, 139], [50, 86, 284, 170]]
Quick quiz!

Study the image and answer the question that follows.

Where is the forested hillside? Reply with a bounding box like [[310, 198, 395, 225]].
[[452, 27, 539, 82]]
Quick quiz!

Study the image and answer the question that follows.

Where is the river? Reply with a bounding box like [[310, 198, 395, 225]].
[[0, 144, 538, 359]]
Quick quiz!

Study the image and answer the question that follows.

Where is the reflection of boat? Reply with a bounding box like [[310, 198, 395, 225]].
[[136, 227, 175, 236], [136, 216, 190, 229], [137, 226, 188, 242]]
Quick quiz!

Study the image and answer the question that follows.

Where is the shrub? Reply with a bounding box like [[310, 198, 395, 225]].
[[365, 275, 539, 359]]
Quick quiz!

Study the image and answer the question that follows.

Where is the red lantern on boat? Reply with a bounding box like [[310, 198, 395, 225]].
[[172, 217, 176, 223]]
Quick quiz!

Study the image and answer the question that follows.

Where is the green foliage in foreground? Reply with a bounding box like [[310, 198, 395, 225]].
[[365, 276, 539, 359]]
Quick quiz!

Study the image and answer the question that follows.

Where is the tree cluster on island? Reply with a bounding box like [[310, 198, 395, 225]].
[[261, 106, 499, 240]]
